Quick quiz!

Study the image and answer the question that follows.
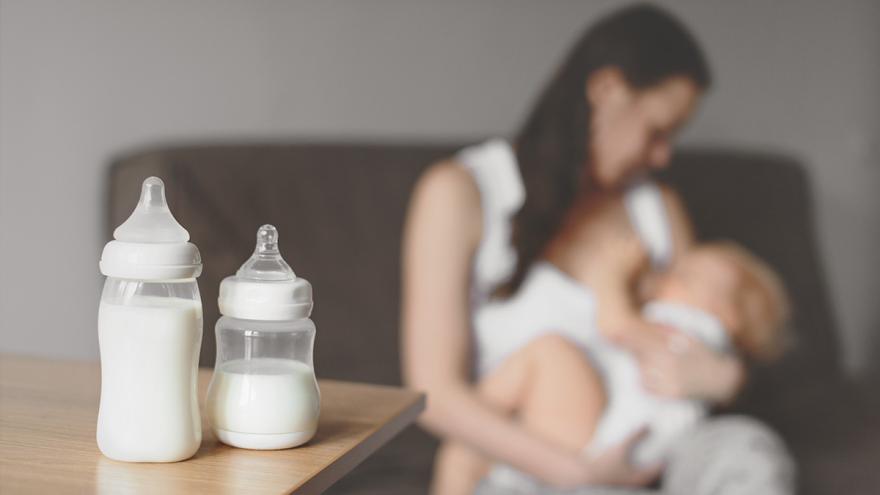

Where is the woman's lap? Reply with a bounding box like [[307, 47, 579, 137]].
[[662, 415, 795, 495], [473, 415, 796, 495]]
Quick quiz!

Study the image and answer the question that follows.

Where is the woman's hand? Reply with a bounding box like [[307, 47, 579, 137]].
[[560, 428, 662, 488], [615, 321, 745, 403]]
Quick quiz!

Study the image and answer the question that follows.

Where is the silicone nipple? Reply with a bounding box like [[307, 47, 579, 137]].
[[236, 225, 296, 281], [113, 177, 190, 243]]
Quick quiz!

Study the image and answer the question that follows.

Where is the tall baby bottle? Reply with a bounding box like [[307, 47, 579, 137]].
[[97, 177, 203, 462], [207, 225, 319, 450]]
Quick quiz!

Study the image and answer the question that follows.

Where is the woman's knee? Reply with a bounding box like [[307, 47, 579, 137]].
[[665, 415, 796, 495], [682, 416, 791, 458]]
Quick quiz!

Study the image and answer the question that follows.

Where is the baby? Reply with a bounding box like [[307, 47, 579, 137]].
[[461, 241, 789, 490], [586, 242, 790, 466]]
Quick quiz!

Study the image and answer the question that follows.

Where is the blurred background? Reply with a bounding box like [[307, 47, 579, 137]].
[[1, 1, 878, 493]]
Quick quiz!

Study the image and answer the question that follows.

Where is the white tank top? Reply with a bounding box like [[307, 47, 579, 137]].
[[456, 139, 527, 308]]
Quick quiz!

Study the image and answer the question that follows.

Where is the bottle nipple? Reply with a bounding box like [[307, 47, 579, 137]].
[[113, 177, 190, 243], [236, 225, 296, 281]]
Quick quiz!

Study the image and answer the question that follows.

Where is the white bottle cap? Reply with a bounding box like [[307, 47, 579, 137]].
[[218, 225, 313, 321], [99, 177, 202, 280]]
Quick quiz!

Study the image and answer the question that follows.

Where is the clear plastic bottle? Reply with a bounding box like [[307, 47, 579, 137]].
[[97, 177, 203, 462], [207, 224, 319, 450]]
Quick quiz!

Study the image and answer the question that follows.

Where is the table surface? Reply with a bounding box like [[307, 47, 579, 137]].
[[0, 355, 425, 494]]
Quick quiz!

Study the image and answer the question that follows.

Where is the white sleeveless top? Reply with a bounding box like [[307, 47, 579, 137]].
[[456, 139, 527, 308]]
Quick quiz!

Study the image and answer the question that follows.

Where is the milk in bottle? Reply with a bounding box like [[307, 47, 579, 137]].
[[97, 177, 203, 462], [207, 225, 319, 450]]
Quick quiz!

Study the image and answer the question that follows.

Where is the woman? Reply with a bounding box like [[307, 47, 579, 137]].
[[401, 4, 793, 494]]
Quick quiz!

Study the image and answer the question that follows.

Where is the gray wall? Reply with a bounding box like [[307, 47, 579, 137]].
[[1, 1, 877, 376]]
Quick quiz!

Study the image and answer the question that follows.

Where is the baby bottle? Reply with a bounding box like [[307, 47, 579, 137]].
[[97, 177, 203, 462], [207, 224, 319, 450]]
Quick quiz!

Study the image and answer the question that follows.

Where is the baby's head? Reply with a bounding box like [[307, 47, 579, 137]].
[[656, 242, 790, 361]]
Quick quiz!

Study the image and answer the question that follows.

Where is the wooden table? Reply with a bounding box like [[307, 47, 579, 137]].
[[0, 355, 425, 494]]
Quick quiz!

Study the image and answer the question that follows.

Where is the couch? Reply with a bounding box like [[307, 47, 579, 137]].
[[108, 141, 880, 494]]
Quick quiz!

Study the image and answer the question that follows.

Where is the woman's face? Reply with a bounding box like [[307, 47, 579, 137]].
[[587, 70, 701, 188]]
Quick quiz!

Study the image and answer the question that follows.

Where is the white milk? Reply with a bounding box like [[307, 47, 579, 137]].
[[207, 358, 320, 449], [97, 296, 203, 462]]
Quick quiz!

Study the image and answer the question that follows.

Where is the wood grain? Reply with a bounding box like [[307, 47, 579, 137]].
[[0, 355, 424, 494]]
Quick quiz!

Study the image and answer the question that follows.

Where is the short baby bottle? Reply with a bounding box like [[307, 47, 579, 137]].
[[207, 224, 319, 450], [97, 177, 203, 462]]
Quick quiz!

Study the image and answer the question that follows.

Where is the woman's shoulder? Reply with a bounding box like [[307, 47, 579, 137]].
[[455, 139, 525, 217], [621, 179, 693, 263], [407, 139, 521, 256], [408, 159, 483, 247], [414, 159, 481, 210], [654, 182, 694, 252], [413, 137, 518, 215], [622, 180, 688, 223]]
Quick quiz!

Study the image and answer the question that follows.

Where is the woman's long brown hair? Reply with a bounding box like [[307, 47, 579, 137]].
[[497, 3, 712, 297]]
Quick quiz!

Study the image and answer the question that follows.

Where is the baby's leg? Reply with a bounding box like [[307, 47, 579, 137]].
[[431, 334, 606, 494], [511, 333, 607, 452]]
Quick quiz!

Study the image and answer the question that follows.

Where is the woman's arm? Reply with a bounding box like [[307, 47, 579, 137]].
[[400, 162, 653, 488]]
